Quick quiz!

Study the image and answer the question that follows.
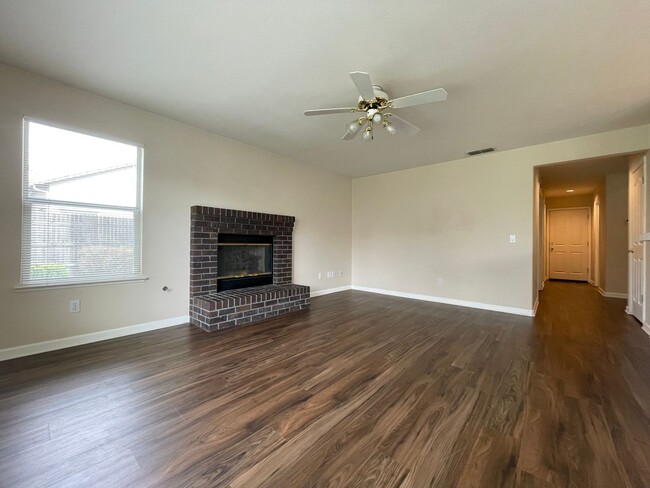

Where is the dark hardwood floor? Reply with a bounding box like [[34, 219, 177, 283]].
[[1, 281, 649, 487]]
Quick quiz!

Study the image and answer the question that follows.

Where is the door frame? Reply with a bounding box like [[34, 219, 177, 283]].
[[628, 155, 646, 320], [592, 195, 601, 287], [545, 206, 592, 282]]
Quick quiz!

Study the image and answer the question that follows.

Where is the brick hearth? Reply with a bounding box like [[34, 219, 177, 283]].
[[189, 206, 310, 331]]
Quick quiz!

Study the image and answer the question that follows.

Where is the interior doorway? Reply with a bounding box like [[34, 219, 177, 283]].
[[547, 207, 590, 281], [534, 155, 633, 309]]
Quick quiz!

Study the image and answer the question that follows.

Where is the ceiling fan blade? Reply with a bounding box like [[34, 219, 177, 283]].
[[390, 88, 448, 109], [304, 107, 358, 116], [387, 114, 420, 136], [342, 119, 366, 140], [349, 71, 376, 101]]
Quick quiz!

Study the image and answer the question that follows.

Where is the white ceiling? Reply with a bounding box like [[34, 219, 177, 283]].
[[538, 156, 630, 197], [0, 1, 648, 178]]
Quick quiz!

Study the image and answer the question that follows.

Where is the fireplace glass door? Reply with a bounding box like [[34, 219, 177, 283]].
[[217, 234, 273, 291]]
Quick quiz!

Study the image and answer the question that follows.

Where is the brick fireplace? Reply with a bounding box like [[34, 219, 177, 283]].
[[189, 206, 310, 331]]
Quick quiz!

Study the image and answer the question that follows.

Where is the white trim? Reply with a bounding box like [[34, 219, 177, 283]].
[[310, 285, 352, 297], [351, 286, 535, 317], [603, 292, 628, 299], [0, 315, 189, 362], [14, 277, 149, 292], [628, 154, 646, 325], [21, 118, 144, 292], [642, 323, 650, 338], [597, 287, 628, 299]]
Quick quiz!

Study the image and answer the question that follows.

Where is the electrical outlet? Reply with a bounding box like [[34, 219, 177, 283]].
[[437, 278, 443, 285], [509, 234, 516, 243], [69, 299, 80, 313], [339, 270, 343, 277], [318, 272, 322, 279]]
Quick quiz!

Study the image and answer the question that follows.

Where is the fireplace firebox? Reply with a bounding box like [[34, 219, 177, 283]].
[[217, 234, 273, 291]]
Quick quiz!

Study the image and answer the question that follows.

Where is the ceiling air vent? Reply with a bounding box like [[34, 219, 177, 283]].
[[467, 147, 495, 156]]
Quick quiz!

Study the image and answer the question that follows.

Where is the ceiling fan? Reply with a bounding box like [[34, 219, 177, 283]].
[[304, 71, 447, 141]]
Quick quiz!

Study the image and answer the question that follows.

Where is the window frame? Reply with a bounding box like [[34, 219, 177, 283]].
[[18, 117, 145, 289]]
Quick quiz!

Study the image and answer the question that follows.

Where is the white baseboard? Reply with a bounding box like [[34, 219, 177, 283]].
[[604, 292, 628, 299], [642, 323, 650, 338], [0, 315, 189, 362], [598, 287, 628, 299], [351, 286, 535, 317], [310, 285, 352, 297]]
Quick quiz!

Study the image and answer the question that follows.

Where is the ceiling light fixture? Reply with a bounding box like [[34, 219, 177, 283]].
[[347, 118, 364, 134], [384, 120, 397, 135], [566, 189, 575, 193], [362, 124, 374, 142], [305, 71, 447, 141]]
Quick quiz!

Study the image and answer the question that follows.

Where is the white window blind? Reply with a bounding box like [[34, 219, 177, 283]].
[[21, 120, 143, 286]]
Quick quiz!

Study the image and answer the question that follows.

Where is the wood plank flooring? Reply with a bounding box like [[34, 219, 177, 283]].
[[1, 281, 649, 487]]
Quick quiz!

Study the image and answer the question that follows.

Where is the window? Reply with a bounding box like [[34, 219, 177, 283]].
[[21, 120, 143, 286]]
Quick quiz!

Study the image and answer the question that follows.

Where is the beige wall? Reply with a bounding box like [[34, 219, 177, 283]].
[[545, 194, 594, 209], [604, 173, 629, 294], [0, 64, 352, 350], [352, 125, 650, 312], [353, 155, 534, 311]]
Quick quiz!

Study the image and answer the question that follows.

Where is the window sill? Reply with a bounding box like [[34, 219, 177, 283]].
[[14, 277, 149, 292]]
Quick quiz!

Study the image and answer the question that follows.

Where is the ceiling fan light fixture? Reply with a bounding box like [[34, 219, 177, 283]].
[[366, 108, 380, 121], [347, 118, 364, 133], [362, 126, 373, 142], [304, 71, 446, 142]]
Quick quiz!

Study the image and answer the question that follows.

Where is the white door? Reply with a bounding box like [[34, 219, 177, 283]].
[[548, 208, 590, 281], [629, 162, 644, 321]]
